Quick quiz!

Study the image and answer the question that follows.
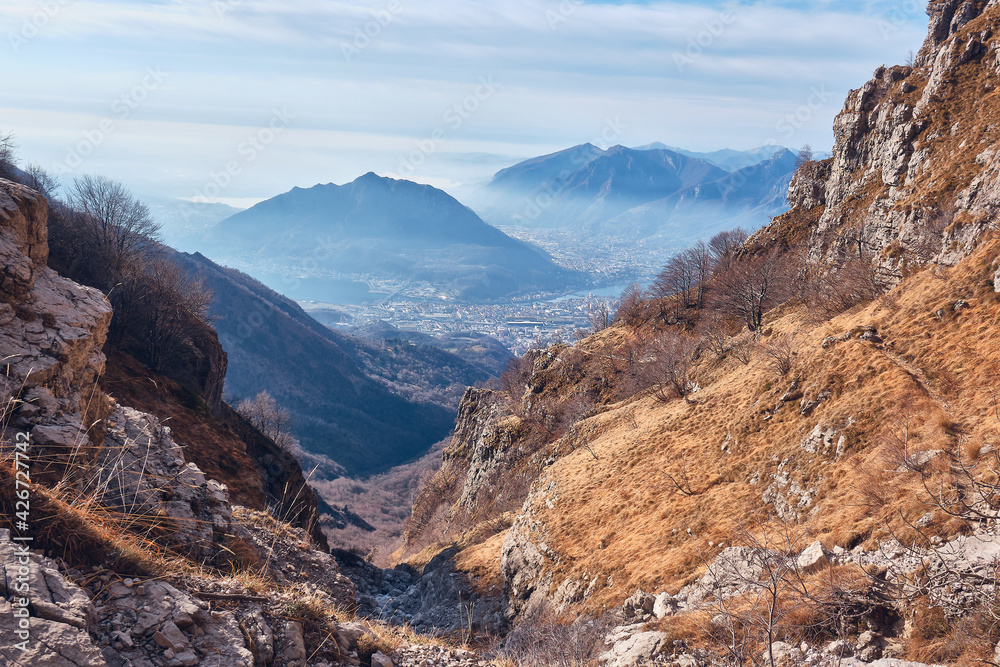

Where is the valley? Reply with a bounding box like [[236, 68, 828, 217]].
[[6, 1, 998, 666]]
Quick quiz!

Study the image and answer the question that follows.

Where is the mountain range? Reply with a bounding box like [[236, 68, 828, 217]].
[[469, 143, 798, 244], [631, 143, 788, 171]]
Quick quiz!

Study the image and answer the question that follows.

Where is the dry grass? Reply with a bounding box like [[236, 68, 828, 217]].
[[408, 233, 1000, 635]]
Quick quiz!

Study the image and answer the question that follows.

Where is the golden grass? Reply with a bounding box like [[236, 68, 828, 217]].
[[427, 237, 1000, 619]]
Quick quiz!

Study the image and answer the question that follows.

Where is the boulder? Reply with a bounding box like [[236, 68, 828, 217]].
[[599, 631, 669, 667], [797, 541, 831, 573], [652, 592, 678, 619], [622, 590, 655, 621]]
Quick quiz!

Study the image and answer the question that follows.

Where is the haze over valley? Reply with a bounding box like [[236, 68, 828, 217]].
[[17, 2, 1000, 666]]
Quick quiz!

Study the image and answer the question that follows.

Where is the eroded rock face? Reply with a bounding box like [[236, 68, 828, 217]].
[[776, 0, 1000, 275], [450, 388, 527, 518], [0, 529, 106, 667], [93, 406, 238, 558], [0, 179, 113, 480], [501, 475, 564, 619]]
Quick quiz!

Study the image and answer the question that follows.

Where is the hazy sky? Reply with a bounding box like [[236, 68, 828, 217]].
[[2, 0, 928, 206]]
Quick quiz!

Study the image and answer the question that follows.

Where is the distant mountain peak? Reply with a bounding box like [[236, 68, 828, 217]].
[[205, 173, 578, 301]]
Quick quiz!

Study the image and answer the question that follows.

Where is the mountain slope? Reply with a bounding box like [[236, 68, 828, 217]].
[[206, 173, 578, 301], [170, 250, 461, 476], [604, 148, 798, 241], [398, 2, 1000, 662]]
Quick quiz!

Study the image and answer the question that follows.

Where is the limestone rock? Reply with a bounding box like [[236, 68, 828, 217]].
[[621, 590, 655, 621], [681, 546, 773, 608], [800, 425, 840, 455], [284, 621, 307, 665], [0, 180, 112, 482], [797, 540, 831, 573], [652, 592, 678, 619], [93, 578, 253, 667], [599, 631, 669, 667], [0, 530, 106, 666], [93, 406, 235, 557], [243, 608, 274, 666], [766, 0, 1000, 281], [501, 475, 562, 618]]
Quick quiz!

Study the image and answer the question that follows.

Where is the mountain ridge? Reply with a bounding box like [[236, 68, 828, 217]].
[[206, 172, 579, 302], [472, 143, 797, 242]]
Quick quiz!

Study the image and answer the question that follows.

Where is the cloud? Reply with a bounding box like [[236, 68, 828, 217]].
[[0, 0, 929, 201]]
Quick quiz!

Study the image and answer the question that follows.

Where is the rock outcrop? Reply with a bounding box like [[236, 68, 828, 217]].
[[0, 529, 107, 667], [93, 405, 239, 559], [0, 178, 113, 481], [766, 0, 1000, 274]]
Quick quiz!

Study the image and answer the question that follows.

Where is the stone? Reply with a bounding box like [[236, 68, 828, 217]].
[[158, 621, 192, 652], [765, 641, 803, 665], [797, 540, 831, 573], [652, 592, 677, 619], [826, 639, 854, 657], [0, 531, 107, 666], [599, 631, 669, 667], [283, 620, 307, 665], [112, 630, 134, 648], [336, 621, 368, 652], [800, 425, 839, 454], [621, 590, 655, 620], [244, 609, 274, 665], [372, 652, 395, 667], [896, 449, 942, 472]]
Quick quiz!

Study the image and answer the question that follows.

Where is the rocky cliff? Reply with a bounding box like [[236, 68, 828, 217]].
[[0, 179, 113, 482], [765, 0, 1000, 272]]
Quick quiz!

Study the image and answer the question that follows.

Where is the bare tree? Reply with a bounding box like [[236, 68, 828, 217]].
[[499, 355, 534, 406], [133, 257, 213, 372], [587, 300, 613, 333], [236, 391, 295, 450], [714, 249, 792, 332], [709, 228, 749, 274], [703, 518, 815, 667], [21, 163, 59, 199], [663, 450, 696, 496], [0, 132, 17, 177], [69, 175, 161, 277], [730, 334, 757, 365], [651, 253, 696, 319], [764, 335, 796, 376], [794, 144, 814, 171], [808, 250, 889, 318], [651, 242, 713, 320], [614, 282, 648, 326], [688, 240, 713, 309], [651, 331, 697, 402], [696, 310, 740, 360]]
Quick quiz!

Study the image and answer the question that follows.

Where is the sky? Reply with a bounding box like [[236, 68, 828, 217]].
[[1, 0, 929, 207]]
